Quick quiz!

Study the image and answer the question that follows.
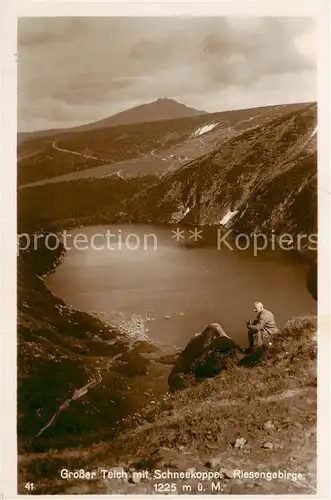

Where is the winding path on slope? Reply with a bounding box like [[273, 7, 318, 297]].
[[19, 116, 282, 189], [52, 140, 108, 162]]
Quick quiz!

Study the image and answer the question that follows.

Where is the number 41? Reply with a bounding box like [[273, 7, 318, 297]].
[[25, 482, 35, 491]]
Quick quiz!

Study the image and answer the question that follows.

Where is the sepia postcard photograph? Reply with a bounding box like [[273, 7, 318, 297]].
[[1, 0, 330, 497]]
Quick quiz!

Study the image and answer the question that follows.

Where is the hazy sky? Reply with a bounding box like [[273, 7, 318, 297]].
[[18, 17, 316, 132]]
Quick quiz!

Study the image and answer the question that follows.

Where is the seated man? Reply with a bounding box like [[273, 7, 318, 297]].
[[245, 301, 278, 353]]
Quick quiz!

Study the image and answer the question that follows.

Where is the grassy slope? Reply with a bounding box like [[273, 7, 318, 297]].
[[130, 103, 317, 236], [18, 104, 317, 240], [18, 317, 317, 495], [18, 103, 307, 185], [18, 114, 214, 185]]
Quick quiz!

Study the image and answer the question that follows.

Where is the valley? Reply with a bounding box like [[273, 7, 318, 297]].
[[17, 99, 318, 495]]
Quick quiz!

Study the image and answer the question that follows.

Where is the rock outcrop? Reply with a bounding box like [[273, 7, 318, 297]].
[[168, 323, 241, 390]]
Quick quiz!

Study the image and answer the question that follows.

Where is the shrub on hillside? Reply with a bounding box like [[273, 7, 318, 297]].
[[281, 316, 317, 338]]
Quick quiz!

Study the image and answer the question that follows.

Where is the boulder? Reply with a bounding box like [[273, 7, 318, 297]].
[[112, 351, 150, 376], [233, 437, 247, 449], [261, 441, 274, 449], [263, 420, 276, 433], [168, 323, 241, 390]]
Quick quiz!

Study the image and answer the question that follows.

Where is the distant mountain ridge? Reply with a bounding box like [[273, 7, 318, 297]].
[[18, 98, 206, 142], [73, 98, 207, 132]]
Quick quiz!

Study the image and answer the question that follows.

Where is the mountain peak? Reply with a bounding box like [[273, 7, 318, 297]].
[[156, 97, 174, 102], [68, 98, 207, 132]]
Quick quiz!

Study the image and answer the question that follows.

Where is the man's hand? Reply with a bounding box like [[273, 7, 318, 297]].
[[246, 320, 252, 327]]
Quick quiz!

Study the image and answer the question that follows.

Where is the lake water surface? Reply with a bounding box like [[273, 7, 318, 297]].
[[45, 225, 316, 348]]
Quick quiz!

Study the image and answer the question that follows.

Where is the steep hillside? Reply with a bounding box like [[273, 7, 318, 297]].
[[18, 175, 155, 233], [19, 316, 317, 495], [18, 244, 172, 453], [18, 102, 309, 185], [18, 103, 317, 240], [131, 103, 317, 238]]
